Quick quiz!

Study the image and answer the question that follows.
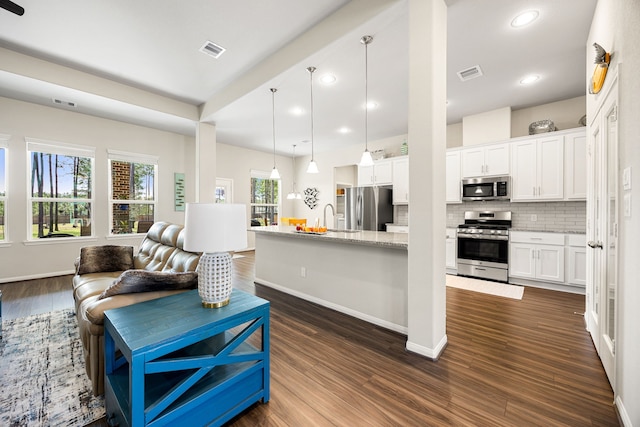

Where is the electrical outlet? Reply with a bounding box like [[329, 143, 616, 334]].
[[300, 267, 306, 278], [530, 214, 537, 222]]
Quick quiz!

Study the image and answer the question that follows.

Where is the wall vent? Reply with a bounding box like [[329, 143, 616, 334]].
[[457, 65, 483, 82], [199, 41, 226, 59], [52, 98, 77, 108]]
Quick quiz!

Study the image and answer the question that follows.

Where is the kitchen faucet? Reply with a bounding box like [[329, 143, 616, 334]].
[[323, 203, 335, 228]]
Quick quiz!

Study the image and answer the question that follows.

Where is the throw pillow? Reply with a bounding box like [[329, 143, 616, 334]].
[[99, 270, 198, 299], [77, 245, 134, 275]]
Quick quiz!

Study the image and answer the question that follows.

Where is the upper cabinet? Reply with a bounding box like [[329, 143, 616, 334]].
[[461, 142, 510, 178], [392, 157, 409, 204], [446, 151, 461, 203], [358, 159, 393, 187], [511, 135, 564, 201], [564, 131, 587, 200]]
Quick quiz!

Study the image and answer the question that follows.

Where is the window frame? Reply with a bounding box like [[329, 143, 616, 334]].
[[250, 169, 280, 226], [107, 149, 158, 236], [0, 134, 8, 243], [26, 138, 95, 241]]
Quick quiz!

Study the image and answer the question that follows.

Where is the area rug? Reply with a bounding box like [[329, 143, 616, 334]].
[[0, 309, 105, 426], [446, 274, 524, 300]]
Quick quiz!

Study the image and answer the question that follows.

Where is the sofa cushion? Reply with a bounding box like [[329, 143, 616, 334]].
[[98, 269, 198, 299], [77, 245, 134, 275]]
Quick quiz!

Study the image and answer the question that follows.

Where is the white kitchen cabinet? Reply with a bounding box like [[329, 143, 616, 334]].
[[510, 231, 565, 283], [446, 228, 457, 271], [564, 130, 587, 200], [387, 224, 409, 233], [566, 234, 587, 287], [446, 151, 461, 203], [392, 157, 409, 204], [358, 159, 393, 186], [461, 142, 510, 178], [511, 135, 564, 201]]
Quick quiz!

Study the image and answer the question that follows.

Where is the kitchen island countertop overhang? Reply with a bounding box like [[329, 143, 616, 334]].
[[250, 225, 409, 333]]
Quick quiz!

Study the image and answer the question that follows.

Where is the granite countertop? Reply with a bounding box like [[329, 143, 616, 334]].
[[510, 229, 586, 234], [250, 225, 408, 250]]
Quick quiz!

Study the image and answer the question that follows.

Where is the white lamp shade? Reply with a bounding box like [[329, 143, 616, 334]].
[[307, 160, 319, 174], [183, 203, 247, 253], [359, 150, 374, 166]]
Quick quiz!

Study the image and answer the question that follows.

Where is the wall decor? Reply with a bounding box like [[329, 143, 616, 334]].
[[174, 173, 185, 211], [304, 187, 318, 209]]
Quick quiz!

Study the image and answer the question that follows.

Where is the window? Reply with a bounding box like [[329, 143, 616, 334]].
[[250, 170, 279, 226], [108, 150, 157, 235], [27, 139, 95, 239], [0, 137, 7, 241]]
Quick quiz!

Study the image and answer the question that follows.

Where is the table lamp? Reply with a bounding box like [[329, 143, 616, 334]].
[[183, 203, 247, 308]]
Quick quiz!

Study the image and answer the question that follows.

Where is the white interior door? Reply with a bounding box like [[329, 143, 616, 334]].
[[587, 75, 618, 387]]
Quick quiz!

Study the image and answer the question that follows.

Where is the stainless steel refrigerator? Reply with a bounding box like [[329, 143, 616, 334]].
[[344, 186, 393, 231]]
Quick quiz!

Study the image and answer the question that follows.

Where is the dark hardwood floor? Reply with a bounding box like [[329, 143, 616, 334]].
[[0, 252, 618, 426]]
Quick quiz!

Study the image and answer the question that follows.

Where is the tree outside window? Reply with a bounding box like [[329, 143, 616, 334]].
[[27, 141, 94, 239], [250, 172, 279, 226], [109, 158, 156, 234]]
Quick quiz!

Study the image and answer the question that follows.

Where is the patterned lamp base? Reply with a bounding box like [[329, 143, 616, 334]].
[[197, 252, 232, 308]]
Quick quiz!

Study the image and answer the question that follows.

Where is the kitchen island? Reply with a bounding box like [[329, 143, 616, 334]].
[[251, 226, 409, 333]]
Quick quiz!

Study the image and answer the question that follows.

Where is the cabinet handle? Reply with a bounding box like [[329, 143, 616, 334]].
[[533, 186, 536, 196], [538, 186, 541, 196]]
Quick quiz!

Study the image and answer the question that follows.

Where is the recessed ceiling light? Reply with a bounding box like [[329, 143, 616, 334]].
[[511, 10, 539, 28], [338, 127, 351, 134], [366, 101, 378, 110], [520, 74, 540, 85], [289, 107, 305, 116], [319, 74, 337, 85]]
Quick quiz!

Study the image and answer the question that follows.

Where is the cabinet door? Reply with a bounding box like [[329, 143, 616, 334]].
[[446, 238, 457, 269], [358, 165, 374, 186], [509, 243, 536, 279], [564, 131, 587, 200], [446, 152, 461, 203], [461, 148, 485, 178], [567, 246, 587, 286], [392, 158, 409, 204], [484, 143, 510, 176], [374, 161, 393, 185], [535, 244, 565, 282], [511, 140, 537, 201], [538, 135, 564, 200]]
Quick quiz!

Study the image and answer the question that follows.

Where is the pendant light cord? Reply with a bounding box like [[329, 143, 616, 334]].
[[270, 88, 277, 167], [307, 66, 316, 162], [361, 35, 373, 153]]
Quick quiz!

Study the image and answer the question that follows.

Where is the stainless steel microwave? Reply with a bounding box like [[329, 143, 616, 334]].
[[461, 176, 510, 201]]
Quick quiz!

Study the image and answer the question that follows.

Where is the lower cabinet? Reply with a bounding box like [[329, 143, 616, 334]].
[[510, 231, 565, 283], [566, 234, 587, 287], [446, 228, 457, 271]]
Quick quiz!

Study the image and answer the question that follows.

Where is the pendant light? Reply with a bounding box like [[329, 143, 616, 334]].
[[306, 66, 319, 174], [359, 35, 374, 167], [287, 144, 302, 200], [269, 88, 281, 179]]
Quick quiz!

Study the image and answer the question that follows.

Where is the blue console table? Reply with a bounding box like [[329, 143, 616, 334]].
[[104, 288, 270, 427]]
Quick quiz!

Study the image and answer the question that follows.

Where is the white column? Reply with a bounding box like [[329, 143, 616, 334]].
[[405, 0, 448, 358], [195, 122, 217, 203]]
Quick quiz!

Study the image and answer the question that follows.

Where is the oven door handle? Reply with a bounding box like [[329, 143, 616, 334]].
[[457, 234, 508, 241]]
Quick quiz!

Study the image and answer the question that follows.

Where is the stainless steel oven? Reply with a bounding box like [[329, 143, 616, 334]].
[[456, 211, 511, 282]]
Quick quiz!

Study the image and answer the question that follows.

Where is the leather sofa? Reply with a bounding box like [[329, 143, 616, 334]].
[[72, 222, 201, 396]]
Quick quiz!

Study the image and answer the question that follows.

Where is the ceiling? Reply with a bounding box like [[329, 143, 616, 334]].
[[0, 0, 597, 157]]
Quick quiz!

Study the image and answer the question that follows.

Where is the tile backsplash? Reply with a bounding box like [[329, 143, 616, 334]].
[[446, 201, 586, 232]]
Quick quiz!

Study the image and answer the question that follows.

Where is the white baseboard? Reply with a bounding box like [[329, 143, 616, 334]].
[[0, 269, 75, 284], [616, 395, 632, 427], [255, 277, 408, 334], [406, 334, 448, 360]]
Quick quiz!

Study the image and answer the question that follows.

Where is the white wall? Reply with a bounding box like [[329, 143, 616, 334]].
[[589, 1, 640, 425], [446, 96, 586, 147], [462, 106, 511, 146], [0, 96, 195, 282]]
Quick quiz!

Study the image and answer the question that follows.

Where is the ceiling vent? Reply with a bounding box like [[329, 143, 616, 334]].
[[457, 65, 483, 82], [199, 41, 226, 59], [52, 98, 77, 108]]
